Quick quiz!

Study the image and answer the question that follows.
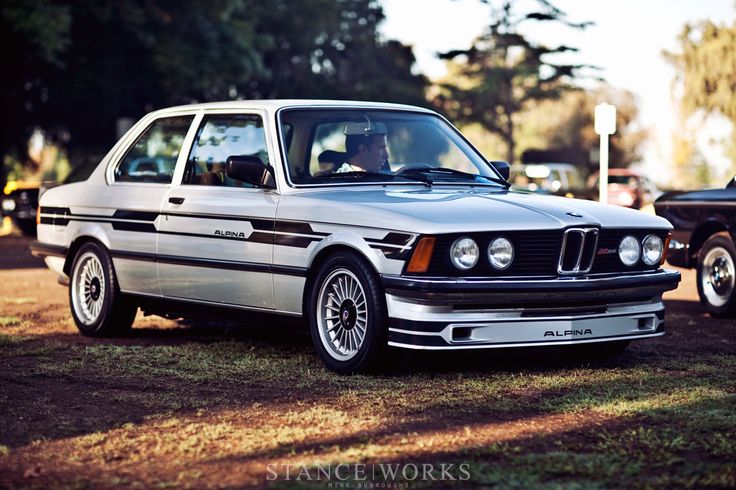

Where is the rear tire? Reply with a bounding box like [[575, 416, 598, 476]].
[[697, 233, 736, 318], [308, 250, 388, 374], [69, 241, 137, 336]]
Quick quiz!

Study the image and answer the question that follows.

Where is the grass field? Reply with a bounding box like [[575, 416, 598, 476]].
[[0, 263, 734, 489]]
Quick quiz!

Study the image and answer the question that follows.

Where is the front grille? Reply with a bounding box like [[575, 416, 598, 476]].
[[558, 228, 599, 275], [408, 228, 666, 277]]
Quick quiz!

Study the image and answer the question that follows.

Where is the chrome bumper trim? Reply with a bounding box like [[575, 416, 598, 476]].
[[388, 332, 664, 350]]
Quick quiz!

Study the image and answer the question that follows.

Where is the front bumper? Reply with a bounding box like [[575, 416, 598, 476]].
[[382, 269, 680, 350]]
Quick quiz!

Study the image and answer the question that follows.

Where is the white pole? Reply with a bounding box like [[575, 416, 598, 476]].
[[599, 133, 608, 205], [595, 102, 615, 205]]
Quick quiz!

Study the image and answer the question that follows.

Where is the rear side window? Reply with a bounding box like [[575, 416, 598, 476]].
[[114, 116, 194, 183]]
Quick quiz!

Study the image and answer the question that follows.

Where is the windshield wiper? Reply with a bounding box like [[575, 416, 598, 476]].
[[399, 167, 509, 188], [311, 171, 432, 186]]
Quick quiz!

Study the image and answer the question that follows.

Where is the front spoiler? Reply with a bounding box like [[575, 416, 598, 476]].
[[382, 270, 678, 350]]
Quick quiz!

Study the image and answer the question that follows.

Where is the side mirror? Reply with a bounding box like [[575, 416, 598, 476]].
[[727, 176, 736, 189], [489, 160, 510, 181], [226, 155, 275, 189]]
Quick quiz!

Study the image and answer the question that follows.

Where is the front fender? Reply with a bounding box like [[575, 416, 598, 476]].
[[307, 231, 384, 273]]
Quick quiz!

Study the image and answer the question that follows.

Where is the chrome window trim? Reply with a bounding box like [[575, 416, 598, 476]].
[[106, 110, 202, 187], [178, 110, 276, 191]]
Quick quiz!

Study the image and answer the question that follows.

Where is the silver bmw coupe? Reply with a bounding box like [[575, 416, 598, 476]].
[[32, 100, 680, 373]]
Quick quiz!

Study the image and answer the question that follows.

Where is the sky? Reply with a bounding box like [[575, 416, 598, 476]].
[[380, 0, 735, 185]]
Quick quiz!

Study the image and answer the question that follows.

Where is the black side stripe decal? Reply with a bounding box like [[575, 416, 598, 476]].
[[110, 250, 307, 277], [366, 232, 414, 259], [112, 210, 159, 221], [112, 222, 157, 233], [39, 208, 414, 256], [366, 232, 414, 247]]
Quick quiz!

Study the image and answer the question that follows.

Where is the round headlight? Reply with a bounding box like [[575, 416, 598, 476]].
[[642, 234, 663, 265], [488, 237, 514, 270], [450, 237, 479, 270], [619, 235, 641, 266]]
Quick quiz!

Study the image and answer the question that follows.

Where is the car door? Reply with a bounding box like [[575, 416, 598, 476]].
[[105, 114, 196, 295], [157, 112, 279, 309]]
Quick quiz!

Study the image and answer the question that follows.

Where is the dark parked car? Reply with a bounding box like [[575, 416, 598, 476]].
[[2, 162, 101, 237], [654, 176, 736, 317], [2, 181, 40, 236]]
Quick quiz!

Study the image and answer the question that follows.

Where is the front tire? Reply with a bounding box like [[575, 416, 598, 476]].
[[697, 233, 736, 317], [308, 250, 388, 374], [69, 241, 137, 336]]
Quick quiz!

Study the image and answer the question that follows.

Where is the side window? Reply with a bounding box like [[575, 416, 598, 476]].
[[114, 116, 193, 183], [183, 114, 269, 187]]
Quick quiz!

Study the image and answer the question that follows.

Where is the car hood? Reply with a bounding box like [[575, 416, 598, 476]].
[[278, 187, 672, 234]]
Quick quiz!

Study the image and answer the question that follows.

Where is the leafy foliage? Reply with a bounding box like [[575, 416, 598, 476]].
[[665, 20, 736, 177], [665, 21, 736, 121], [0, 0, 427, 175], [433, 0, 593, 162], [517, 86, 646, 174]]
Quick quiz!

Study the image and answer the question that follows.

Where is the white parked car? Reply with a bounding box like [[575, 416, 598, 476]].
[[32, 100, 680, 373]]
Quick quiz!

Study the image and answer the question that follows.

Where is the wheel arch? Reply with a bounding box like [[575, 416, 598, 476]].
[[63, 230, 112, 275], [302, 239, 382, 316], [689, 220, 729, 267]]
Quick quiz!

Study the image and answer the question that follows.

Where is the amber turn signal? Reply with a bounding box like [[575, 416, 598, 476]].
[[406, 237, 436, 273], [36, 206, 41, 226], [661, 233, 671, 266]]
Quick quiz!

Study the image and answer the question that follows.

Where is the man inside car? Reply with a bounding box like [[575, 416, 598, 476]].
[[335, 127, 390, 174]]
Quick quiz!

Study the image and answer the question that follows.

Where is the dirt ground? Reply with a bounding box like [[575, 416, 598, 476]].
[[0, 234, 733, 489]]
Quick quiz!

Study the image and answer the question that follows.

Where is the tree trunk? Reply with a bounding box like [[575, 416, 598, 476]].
[[504, 110, 514, 164]]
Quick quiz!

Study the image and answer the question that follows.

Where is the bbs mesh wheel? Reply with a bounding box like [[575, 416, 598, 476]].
[[309, 250, 388, 374], [69, 241, 137, 336]]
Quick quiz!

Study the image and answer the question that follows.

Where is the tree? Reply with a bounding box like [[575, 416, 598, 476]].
[[516, 85, 646, 174], [671, 132, 712, 189], [0, 0, 71, 181], [665, 20, 736, 176], [433, 0, 593, 163], [0, 0, 427, 181]]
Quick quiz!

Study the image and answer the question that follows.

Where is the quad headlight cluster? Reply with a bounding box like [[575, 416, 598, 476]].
[[447, 233, 662, 272], [450, 237, 514, 271], [619, 234, 663, 266]]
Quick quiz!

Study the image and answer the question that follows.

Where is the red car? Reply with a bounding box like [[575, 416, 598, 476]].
[[588, 169, 660, 209]]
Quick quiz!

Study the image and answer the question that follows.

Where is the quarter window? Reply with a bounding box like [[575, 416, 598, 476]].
[[114, 116, 194, 183], [183, 114, 269, 187]]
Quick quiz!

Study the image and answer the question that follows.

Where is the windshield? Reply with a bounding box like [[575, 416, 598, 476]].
[[278, 109, 502, 186]]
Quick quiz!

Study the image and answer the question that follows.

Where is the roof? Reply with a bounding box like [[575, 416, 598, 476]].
[[149, 99, 436, 117]]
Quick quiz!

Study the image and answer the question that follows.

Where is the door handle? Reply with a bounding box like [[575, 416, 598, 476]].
[[168, 197, 185, 205]]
